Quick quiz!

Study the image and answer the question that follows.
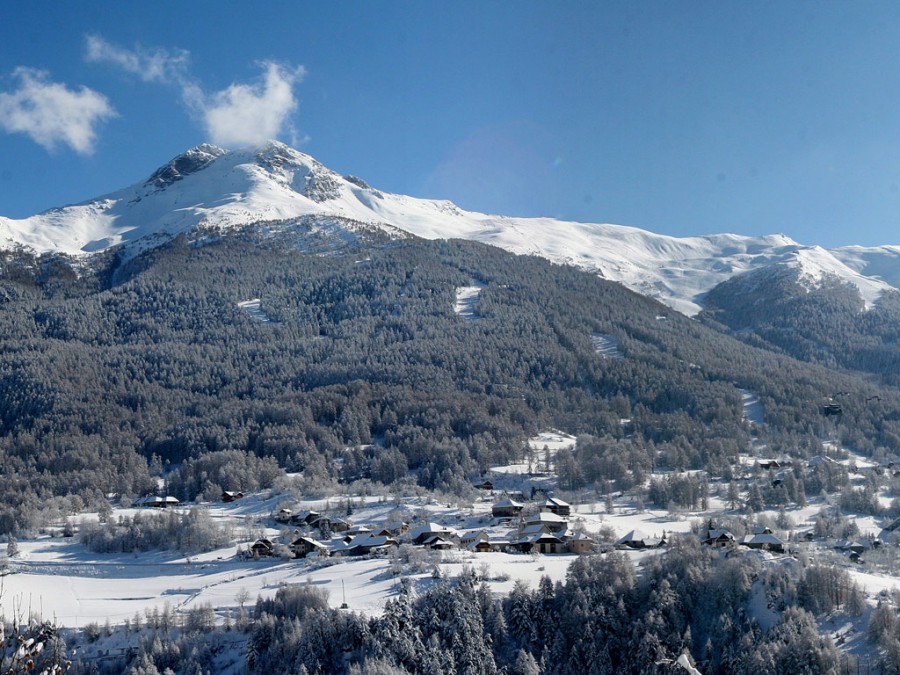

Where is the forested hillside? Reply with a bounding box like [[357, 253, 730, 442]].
[[700, 267, 900, 387], [1, 225, 898, 533]]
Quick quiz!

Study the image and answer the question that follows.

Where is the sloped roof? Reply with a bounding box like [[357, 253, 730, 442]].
[[747, 533, 783, 546], [410, 522, 456, 539], [525, 511, 567, 524], [544, 497, 570, 507], [615, 530, 647, 545], [492, 498, 523, 509]]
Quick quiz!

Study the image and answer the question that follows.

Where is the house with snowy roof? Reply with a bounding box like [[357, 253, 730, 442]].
[[335, 532, 398, 557], [615, 530, 665, 549], [410, 522, 457, 546], [740, 532, 784, 553], [703, 529, 735, 547], [515, 532, 566, 554], [291, 536, 328, 558], [250, 538, 274, 557], [567, 532, 594, 554], [523, 511, 567, 534], [132, 495, 180, 508], [540, 496, 571, 517], [492, 498, 524, 519]]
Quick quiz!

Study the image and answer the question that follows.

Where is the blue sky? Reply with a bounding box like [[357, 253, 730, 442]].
[[2, 2, 900, 248]]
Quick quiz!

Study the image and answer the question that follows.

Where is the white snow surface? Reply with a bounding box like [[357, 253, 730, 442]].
[[2, 140, 899, 315], [453, 284, 483, 320], [739, 389, 764, 426], [591, 333, 622, 359]]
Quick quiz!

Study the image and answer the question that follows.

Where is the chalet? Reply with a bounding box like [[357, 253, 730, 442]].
[[567, 532, 594, 554], [344, 524, 372, 537], [410, 523, 457, 546], [741, 533, 784, 553], [523, 511, 567, 534], [491, 498, 524, 519], [755, 459, 781, 471], [521, 523, 555, 538], [516, 533, 566, 555], [291, 536, 328, 559], [540, 497, 571, 517], [615, 530, 665, 550], [422, 535, 455, 550], [834, 540, 865, 556], [382, 520, 409, 536], [307, 515, 349, 533], [274, 508, 293, 523], [338, 532, 398, 557], [328, 517, 353, 533], [469, 540, 493, 553], [222, 491, 244, 503], [291, 510, 322, 526], [250, 539, 274, 557], [473, 479, 494, 491], [132, 496, 180, 508], [460, 530, 490, 548], [703, 529, 735, 547]]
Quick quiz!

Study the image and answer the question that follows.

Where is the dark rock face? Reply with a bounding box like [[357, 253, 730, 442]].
[[145, 144, 226, 189]]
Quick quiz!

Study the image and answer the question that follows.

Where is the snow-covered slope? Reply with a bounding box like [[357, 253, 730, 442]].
[[831, 245, 900, 290], [1, 140, 898, 315]]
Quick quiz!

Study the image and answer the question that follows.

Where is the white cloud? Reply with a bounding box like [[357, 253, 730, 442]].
[[85, 35, 305, 148], [202, 62, 305, 147], [84, 34, 189, 84], [0, 67, 115, 154]]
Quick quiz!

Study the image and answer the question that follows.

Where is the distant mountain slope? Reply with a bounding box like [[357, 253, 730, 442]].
[[2, 141, 898, 315], [2, 232, 899, 534]]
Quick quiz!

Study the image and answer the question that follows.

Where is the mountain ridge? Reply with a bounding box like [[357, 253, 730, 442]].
[[2, 140, 899, 315]]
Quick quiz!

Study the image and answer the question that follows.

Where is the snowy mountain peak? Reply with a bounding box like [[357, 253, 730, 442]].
[[144, 144, 228, 189], [1, 140, 899, 316]]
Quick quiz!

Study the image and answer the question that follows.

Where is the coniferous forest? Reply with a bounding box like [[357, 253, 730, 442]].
[[0, 225, 898, 533]]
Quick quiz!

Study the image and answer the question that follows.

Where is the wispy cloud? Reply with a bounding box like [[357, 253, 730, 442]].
[[85, 34, 189, 84], [0, 67, 115, 154], [85, 35, 305, 147]]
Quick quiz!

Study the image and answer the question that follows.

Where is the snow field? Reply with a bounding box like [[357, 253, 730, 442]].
[[453, 284, 483, 320]]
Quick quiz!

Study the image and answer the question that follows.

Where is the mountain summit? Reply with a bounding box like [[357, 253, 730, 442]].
[[0, 140, 897, 315]]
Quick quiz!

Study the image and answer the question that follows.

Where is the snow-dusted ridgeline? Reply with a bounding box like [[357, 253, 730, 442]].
[[1, 140, 899, 316]]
